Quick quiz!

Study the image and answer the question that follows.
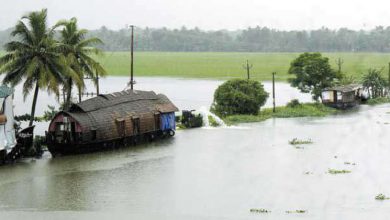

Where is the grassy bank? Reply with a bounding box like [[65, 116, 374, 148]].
[[2, 51, 390, 81], [224, 103, 338, 124], [365, 97, 390, 105]]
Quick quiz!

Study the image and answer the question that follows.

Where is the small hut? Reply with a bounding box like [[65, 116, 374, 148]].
[[46, 90, 178, 155], [321, 84, 363, 109]]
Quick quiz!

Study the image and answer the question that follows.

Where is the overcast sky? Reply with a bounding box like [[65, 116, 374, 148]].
[[1, 0, 390, 31]]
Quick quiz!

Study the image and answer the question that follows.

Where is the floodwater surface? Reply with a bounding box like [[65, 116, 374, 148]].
[[1, 77, 390, 219]]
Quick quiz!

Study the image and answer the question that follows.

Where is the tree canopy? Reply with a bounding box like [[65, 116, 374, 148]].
[[0, 9, 78, 126], [57, 17, 106, 109], [288, 52, 338, 101], [212, 79, 268, 116], [3, 26, 390, 52]]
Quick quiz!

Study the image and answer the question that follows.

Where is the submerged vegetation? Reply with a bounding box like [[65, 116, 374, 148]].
[[289, 138, 313, 145], [285, 210, 307, 214], [250, 208, 271, 213], [208, 115, 219, 127], [375, 194, 390, 200], [224, 103, 338, 124], [328, 169, 351, 174]]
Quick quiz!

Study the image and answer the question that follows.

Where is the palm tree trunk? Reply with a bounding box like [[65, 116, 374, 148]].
[[78, 85, 82, 103], [29, 81, 39, 127], [65, 78, 73, 110]]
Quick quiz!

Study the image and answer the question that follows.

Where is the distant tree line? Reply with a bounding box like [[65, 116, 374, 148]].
[[3, 25, 390, 52]]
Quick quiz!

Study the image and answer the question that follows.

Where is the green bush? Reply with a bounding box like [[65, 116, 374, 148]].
[[286, 99, 301, 108], [212, 79, 268, 116]]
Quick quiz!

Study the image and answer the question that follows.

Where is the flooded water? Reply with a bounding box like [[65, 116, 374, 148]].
[[2, 77, 390, 219], [12, 77, 312, 135]]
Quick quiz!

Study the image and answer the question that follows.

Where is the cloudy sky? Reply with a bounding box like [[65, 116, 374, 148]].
[[1, 0, 390, 30]]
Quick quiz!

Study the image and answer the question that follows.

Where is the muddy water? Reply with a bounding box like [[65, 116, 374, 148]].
[[2, 77, 390, 219]]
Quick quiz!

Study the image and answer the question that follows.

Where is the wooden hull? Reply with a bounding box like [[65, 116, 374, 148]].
[[47, 129, 175, 157]]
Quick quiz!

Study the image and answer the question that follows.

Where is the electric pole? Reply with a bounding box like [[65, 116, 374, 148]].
[[130, 25, 135, 90], [242, 60, 253, 80], [272, 72, 276, 113]]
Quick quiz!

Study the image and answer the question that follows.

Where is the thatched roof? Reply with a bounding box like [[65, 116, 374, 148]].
[[63, 89, 178, 132], [323, 84, 362, 93], [70, 90, 178, 113]]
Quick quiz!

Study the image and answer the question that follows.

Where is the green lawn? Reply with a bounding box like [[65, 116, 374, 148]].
[[2, 51, 390, 81]]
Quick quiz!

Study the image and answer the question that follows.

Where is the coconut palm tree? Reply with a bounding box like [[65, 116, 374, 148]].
[[57, 17, 106, 109], [0, 9, 77, 126], [362, 68, 388, 98]]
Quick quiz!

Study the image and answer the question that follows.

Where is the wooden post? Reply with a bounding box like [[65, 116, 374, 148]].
[[272, 72, 276, 113], [130, 25, 134, 90]]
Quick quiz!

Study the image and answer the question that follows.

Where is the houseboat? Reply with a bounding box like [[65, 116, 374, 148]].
[[46, 89, 178, 156], [321, 84, 363, 109]]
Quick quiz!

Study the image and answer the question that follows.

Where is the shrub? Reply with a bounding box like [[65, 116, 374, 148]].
[[212, 79, 268, 116], [286, 99, 301, 108]]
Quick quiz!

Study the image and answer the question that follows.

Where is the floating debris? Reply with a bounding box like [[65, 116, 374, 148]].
[[250, 208, 271, 213], [286, 210, 306, 214], [344, 162, 356, 165], [295, 146, 305, 149], [289, 138, 313, 145], [375, 194, 390, 200], [304, 171, 313, 175], [328, 169, 351, 174]]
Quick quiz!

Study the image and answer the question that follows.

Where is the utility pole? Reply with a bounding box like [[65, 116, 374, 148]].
[[272, 72, 276, 113], [336, 58, 344, 74], [130, 25, 135, 90], [242, 60, 253, 80]]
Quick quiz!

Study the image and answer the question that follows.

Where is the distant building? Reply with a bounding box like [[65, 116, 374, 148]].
[[46, 90, 178, 156], [321, 84, 363, 109]]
